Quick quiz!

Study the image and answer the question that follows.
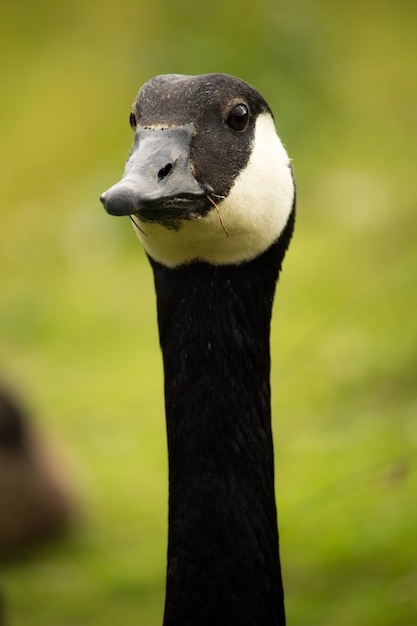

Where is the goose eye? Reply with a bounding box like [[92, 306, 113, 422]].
[[225, 103, 249, 132], [129, 112, 137, 129]]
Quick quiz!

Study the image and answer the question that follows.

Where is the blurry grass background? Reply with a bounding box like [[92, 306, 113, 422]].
[[1, 0, 416, 624]]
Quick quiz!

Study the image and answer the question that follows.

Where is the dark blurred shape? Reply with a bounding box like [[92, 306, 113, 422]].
[[0, 386, 76, 559]]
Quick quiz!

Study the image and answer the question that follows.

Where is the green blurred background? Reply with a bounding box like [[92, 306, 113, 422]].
[[1, 0, 416, 624]]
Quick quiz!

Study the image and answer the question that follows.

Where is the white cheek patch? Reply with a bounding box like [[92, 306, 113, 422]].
[[136, 113, 295, 267]]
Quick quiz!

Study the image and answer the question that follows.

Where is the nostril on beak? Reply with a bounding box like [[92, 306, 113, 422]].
[[157, 163, 173, 181]]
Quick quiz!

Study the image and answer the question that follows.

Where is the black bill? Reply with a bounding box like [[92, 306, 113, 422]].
[[100, 124, 213, 222]]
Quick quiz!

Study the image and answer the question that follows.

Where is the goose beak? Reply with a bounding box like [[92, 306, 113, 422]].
[[100, 124, 212, 221]]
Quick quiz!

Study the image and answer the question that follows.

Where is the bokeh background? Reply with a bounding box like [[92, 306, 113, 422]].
[[1, 0, 416, 624]]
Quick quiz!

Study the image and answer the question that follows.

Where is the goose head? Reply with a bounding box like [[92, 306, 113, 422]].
[[100, 73, 295, 267]]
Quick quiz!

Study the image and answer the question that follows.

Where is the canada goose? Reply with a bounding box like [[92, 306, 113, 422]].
[[100, 73, 295, 626], [0, 386, 75, 558]]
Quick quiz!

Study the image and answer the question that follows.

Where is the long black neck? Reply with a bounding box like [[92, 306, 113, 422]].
[[150, 213, 294, 626]]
